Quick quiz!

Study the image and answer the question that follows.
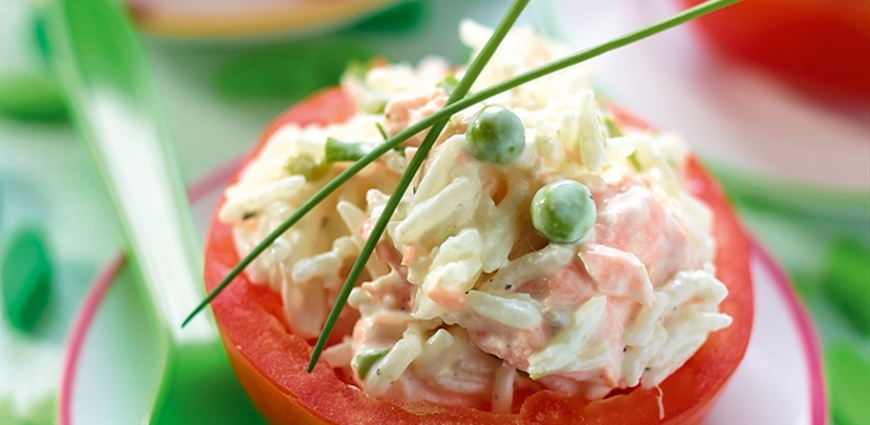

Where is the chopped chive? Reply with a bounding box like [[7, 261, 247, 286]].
[[628, 152, 642, 170], [378, 122, 406, 154], [436, 72, 460, 95], [354, 350, 390, 379], [325, 137, 374, 163], [375, 122, 389, 141], [344, 59, 368, 80], [604, 116, 623, 137], [285, 152, 330, 181], [364, 98, 387, 114], [182, 0, 743, 329]]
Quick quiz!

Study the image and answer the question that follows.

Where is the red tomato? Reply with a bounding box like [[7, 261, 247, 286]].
[[679, 0, 870, 102], [204, 88, 754, 424]]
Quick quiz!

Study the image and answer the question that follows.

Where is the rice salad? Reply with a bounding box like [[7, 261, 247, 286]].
[[218, 21, 732, 413]]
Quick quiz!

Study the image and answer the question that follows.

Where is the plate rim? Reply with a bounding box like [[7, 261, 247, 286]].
[[58, 159, 829, 425], [128, 0, 399, 38]]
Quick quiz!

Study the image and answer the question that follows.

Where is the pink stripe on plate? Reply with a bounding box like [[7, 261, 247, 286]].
[[59, 157, 238, 425], [59, 254, 125, 425], [752, 238, 828, 425]]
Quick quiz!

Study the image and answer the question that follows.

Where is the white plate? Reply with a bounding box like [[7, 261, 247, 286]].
[[59, 160, 826, 424]]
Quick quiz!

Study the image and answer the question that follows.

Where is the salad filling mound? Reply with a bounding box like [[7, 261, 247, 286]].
[[218, 22, 732, 413]]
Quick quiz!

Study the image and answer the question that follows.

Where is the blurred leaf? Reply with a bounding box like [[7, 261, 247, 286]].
[[214, 41, 375, 100], [31, 11, 52, 65], [0, 73, 67, 122], [22, 392, 57, 425], [788, 272, 815, 305], [0, 397, 22, 425], [352, 0, 426, 33], [1, 227, 52, 332], [822, 238, 870, 337], [825, 342, 870, 425]]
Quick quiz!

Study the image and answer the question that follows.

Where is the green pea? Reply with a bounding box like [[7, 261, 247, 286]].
[[353, 350, 389, 380], [2, 227, 52, 332], [466, 105, 525, 164], [284, 152, 330, 181], [530, 180, 596, 244]]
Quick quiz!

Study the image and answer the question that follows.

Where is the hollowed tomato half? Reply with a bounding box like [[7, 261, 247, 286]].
[[204, 88, 754, 425]]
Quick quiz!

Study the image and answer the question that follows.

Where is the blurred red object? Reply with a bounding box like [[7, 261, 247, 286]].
[[679, 0, 870, 102]]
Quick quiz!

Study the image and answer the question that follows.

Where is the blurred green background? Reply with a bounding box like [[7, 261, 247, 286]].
[[0, 0, 867, 423]]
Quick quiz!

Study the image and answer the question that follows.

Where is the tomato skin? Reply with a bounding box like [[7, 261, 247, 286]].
[[679, 0, 870, 102], [205, 89, 754, 424]]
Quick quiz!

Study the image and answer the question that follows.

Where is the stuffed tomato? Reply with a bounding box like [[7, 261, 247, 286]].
[[204, 23, 753, 425]]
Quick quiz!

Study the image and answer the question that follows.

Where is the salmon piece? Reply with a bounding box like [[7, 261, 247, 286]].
[[384, 90, 449, 147]]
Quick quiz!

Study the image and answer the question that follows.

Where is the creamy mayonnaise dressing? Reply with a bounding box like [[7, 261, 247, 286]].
[[219, 21, 731, 411]]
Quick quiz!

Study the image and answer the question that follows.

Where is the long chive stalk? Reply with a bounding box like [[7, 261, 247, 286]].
[[182, 0, 742, 329], [307, 0, 532, 371]]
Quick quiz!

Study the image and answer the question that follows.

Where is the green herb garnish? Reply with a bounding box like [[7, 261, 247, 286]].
[[284, 152, 330, 181], [354, 350, 390, 380], [604, 116, 623, 138], [325, 137, 374, 163], [376, 122, 389, 141], [436, 72, 460, 95], [182, 2, 744, 376]]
